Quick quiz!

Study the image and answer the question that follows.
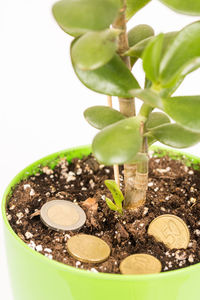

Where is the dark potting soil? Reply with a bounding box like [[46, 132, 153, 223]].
[[6, 153, 200, 274]]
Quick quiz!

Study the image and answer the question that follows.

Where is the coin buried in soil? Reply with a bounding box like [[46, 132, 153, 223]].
[[120, 254, 162, 275], [148, 214, 190, 249], [40, 200, 86, 231], [67, 234, 111, 263]]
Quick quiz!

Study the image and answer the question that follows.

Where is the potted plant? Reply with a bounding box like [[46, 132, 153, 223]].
[[2, 0, 200, 299]]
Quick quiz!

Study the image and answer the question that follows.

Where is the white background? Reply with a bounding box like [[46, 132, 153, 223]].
[[0, 1, 200, 299]]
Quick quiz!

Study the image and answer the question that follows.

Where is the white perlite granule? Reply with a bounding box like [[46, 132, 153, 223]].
[[194, 229, 200, 236], [28, 240, 36, 250], [175, 250, 187, 261], [44, 248, 52, 253], [30, 189, 35, 196], [24, 184, 31, 190], [25, 232, 33, 239], [16, 212, 24, 219], [90, 268, 98, 273], [6, 214, 12, 221], [42, 166, 53, 175], [66, 171, 76, 182], [45, 253, 53, 259], [9, 204, 15, 210], [76, 168, 82, 175], [36, 245, 43, 252], [76, 261, 81, 267], [188, 254, 194, 263]]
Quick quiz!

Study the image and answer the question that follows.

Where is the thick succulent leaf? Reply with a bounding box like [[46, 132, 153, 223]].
[[180, 57, 200, 78], [84, 106, 125, 129], [128, 24, 154, 67], [159, 0, 200, 16], [71, 29, 119, 70], [146, 112, 170, 130], [163, 96, 200, 133], [128, 25, 154, 47], [105, 180, 124, 208], [72, 53, 140, 98], [147, 136, 156, 147], [129, 152, 150, 163], [143, 34, 164, 82], [125, 36, 152, 58], [145, 78, 152, 89], [149, 123, 200, 148], [160, 22, 200, 87], [92, 117, 143, 165], [52, 0, 121, 37], [126, 0, 151, 20], [131, 89, 163, 109], [160, 78, 184, 97], [161, 58, 200, 89], [161, 32, 178, 57], [105, 198, 119, 212], [125, 32, 177, 59]]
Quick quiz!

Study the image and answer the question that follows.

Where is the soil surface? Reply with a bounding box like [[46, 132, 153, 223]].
[[7, 154, 200, 274]]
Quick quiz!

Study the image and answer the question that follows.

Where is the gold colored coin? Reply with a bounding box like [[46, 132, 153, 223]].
[[120, 253, 162, 275], [67, 234, 110, 263], [148, 214, 190, 249], [40, 200, 86, 231]]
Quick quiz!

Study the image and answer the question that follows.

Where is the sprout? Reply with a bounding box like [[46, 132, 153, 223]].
[[104, 180, 124, 214]]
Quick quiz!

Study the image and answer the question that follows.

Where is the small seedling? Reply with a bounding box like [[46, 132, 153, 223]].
[[104, 180, 124, 214]]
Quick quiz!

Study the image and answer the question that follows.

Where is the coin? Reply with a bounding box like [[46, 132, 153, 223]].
[[120, 253, 162, 275], [40, 200, 86, 231], [67, 234, 111, 263], [148, 214, 190, 249]]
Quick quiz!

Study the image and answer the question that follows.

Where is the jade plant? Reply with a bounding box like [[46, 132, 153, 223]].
[[52, 0, 200, 211]]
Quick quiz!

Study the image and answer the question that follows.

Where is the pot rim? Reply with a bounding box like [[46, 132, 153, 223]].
[[2, 144, 200, 281]]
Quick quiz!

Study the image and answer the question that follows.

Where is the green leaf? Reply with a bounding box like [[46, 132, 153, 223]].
[[92, 116, 143, 165], [125, 32, 177, 59], [146, 112, 170, 130], [163, 96, 200, 133], [129, 152, 150, 163], [126, 0, 151, 20], [143, 34, 164, 82], [147, 136, 156, 147], [159, 0, 200, 16], [127, 24, 154, 67], [161, 32, 178, 57], [149, 123, 200, 148], [72, 53, 140, 98], [160, 22, 200, 87], [125, 36, 152, 58], [71, 29, 119, 70], [105, 197, 119, 212], [105, 180, 124, 208], [84, 106, 125, 130], [52, 0, 121, 37], [131, 89, 164, 109], [128, 25, 154, 47]]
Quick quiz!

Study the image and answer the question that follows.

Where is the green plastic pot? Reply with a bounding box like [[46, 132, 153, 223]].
[[2, 145, 200, 300]]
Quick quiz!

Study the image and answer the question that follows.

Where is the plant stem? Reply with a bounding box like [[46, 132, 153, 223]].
[[125, 104, 153, 209], [107, 95, 120, 187], [113, 0, 135, 117], [113, 0, 140, 208], [125, 124, 149, 209], [107, 95, 113, 107]]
